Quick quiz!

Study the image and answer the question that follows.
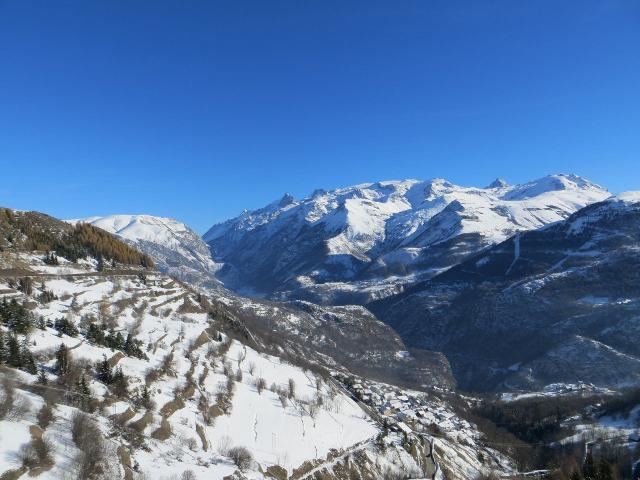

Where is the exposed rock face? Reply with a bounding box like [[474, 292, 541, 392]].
[[375, 193, 640, 391], [76, 214, 223, 288], [204, 174, 608, 304], [217, 294, 455, 389]]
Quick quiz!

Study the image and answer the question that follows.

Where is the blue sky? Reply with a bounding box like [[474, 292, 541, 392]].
[[1, 1, 639, 232]]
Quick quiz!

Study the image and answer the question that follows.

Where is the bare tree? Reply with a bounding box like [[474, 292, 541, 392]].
[[0, 377, 15, 420], [216, 435, 232, 456], [287, 378, 296, 400], [278, 390, 288, 408], [228, 446, 253, 471], [37, 404, 54, 429], [255, 377, 266, 395]]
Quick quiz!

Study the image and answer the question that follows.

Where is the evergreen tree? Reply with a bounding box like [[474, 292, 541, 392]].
[[111, 366, 128, 397], [20, 338, 37, 374], [37, 368, 48, 385], [124, 332, 133, 355], [77, 374, 90, 396], [114, 331, 124, 349], [96, 355, 113, 384], [54, 317, 78, 337], [7, 334, 21, 368], [87, 323, 106, 344], [0, 330, 6, 364], [141, 385, 151, 406], [55, 343, 70, 376], [0, 298, 34, 334], [105, 330, 124, 350], [69, 296, 80, 314], [43, 251, 59, 265], [73, 374, 91, 410], [96, 253, 104, 272]]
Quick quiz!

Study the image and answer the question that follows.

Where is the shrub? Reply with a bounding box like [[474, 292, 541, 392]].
[[37, 404, 54, 429], [32, 436, 54, 464], [71, 411, 103, 453], [216, 435, 232, 456], [17, 436, 53, 469], [228, 446, 253, 471], [18, 443, 39, 469], [287, 378, 296, 399], [278, 390, 288, 408], [0, 377, 15, 420]]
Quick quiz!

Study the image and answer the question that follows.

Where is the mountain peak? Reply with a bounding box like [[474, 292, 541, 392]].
[[75, 213, 222, 287], [486, 178, 509, 189], [279, 192, 295, 206], [612, 191, 640, 204], [204, 173, 610, 300], [501, 173, 607, 201]]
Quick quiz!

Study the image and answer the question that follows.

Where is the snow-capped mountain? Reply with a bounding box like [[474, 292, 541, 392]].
[[374, 192, 640, 391], [0, 206, 506, 480], [76, 214, 222, 288], [204, 174, 609, 303]]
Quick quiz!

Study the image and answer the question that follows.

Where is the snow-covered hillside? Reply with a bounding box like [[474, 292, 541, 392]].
[[0, 207, 533, 479], [0, 252, 437, 480], [377, 192, 640, 391], [204, 174, 609, 303], [76, 215, 222, 289]]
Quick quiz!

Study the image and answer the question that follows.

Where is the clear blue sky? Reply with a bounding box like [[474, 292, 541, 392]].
[[1, 1, 639, 232]]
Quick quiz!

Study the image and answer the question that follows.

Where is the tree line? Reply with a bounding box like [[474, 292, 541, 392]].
[[1, 208, 154, 268]]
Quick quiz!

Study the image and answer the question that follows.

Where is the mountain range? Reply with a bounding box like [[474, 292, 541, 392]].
[[76, 214, 223, 289], [203, 174, 609, 304], [2, 173, 640, 479], [71, 174, 640, 393], [374, 191, 640, 391]]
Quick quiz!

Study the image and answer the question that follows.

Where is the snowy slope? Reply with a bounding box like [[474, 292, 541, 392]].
[[0, 253, 420, 480], [0, 207, 527, 479], [75, 214, 222, 288], [377, 192, 640, 391], [204, 174, 609, 303]]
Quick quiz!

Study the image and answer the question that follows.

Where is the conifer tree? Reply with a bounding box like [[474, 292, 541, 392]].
[[76, 374, 91, 397], [112, 366, 128, 397], [55, 343, 70, 376], [96, 355, 113, 384], [141, 385, 151, 408], [37, 368, 48, 385], [124, 332, 133, 355], [7, 334, 21, 368], [20, 338, 37, 374], [0, 330, 6, 364]]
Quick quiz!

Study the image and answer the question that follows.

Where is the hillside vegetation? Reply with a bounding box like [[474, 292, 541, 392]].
[[0, 208, 154, 268]]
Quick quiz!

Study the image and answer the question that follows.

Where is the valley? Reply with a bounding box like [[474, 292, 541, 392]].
[[1, 176, 640, 479]]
